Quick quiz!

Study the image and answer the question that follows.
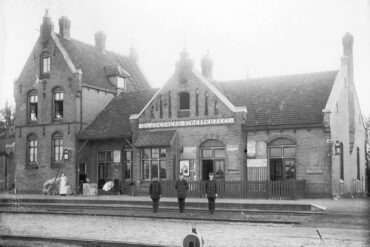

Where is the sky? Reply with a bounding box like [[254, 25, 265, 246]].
[[0, 0, 369, 116]]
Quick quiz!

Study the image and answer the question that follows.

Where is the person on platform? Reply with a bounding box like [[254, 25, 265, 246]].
[[59, 172, 68, 196], [175, 173, 189, 213], [149, 176, 162, 213], [205, 172, 217, 214]]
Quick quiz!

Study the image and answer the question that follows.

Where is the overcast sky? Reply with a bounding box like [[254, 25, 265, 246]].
[[0, 0, 369, 116]]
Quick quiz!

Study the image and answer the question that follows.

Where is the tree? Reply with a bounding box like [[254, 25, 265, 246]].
[[0, 101, 15, 138]]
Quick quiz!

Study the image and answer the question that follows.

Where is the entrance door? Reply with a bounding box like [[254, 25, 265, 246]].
[[270, 159, 283, 180], [202, 160, 213, 180]]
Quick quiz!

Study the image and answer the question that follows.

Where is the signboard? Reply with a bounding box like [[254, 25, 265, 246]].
[[139, 118, 235, 129], [180, 160, 190, 176], [183, 147, 196, 154], [113, 150, 121, 163], [247, 141, 256, 158], [256, 141, 267, 157], [247, 159, 268, 168], [227, 144, 239, 152]]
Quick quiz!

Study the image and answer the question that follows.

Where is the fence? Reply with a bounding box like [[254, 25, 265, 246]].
[[161, 180, 305, 200], [351, 177, 365, 197]]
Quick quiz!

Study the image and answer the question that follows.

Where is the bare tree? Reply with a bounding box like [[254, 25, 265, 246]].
[[0, 101, 15, 138]]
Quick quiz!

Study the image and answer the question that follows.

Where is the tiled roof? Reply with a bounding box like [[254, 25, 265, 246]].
[[135, 129, 177, 147], [215, 70, 337, 127], [57, 34, 150, 91], [78, 89, 157, 140], [0, 136, 15, 154]]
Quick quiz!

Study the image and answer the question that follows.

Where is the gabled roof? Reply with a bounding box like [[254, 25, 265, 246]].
[[216, 70, 337, 127], [56, 34, 150, 91], [78, 89, 157, 140]]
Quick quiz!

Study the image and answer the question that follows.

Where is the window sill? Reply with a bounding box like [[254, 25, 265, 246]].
[[51, 162, 62, 168], [39, 73, 50, 79], [53, 118, 64, 122], [177, 110, 190, 118], [26, 164, 38, 169], [27, 120, 38, 125]]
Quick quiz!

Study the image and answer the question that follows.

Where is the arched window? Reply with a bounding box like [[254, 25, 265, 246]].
[[200, 139, 225, 180], [27, 134, 38, 164], [28, 90, 38, 122], [40, 52, 50, 78], [268, 138, 296, 180], [204, 91, 209, 116], [178, 92, 190, 117], [159, 95, 163, 118], [340, 142, 344, 180], [52, 132, 63, 163], [195, 89, 199, 116], [53, 87, 64, 120], [168, 91, 172, 118]]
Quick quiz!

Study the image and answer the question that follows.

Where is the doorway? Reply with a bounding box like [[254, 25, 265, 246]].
[[270, 159, 283, 180], [202, 160, 213, 180]]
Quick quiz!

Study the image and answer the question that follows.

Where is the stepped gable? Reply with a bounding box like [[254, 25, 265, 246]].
[[215, 70, 338, 127], [57, 34, 150, 91], [79, 89, 157, 139]]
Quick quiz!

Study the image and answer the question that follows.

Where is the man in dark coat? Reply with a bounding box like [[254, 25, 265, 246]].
[[205, 172, 217, 214], [149, 176, 162, 213], [175, 173, 189, 213]]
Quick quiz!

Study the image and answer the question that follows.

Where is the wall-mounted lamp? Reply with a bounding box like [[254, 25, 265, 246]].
[[334, 141, 341, 155], [179, 147, 184, 153], [63, 149, 70, 160]]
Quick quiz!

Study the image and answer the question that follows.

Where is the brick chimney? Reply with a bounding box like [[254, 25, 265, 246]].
[[201, 51, 213, 80], [176, 49, 193, 84], [58, 16, 71, 39], [95, 31, 106, 53], [40, 9, 54, 42], [342, 32, 354, 85]]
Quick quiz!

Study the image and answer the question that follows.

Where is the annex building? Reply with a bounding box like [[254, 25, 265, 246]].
[[14, 12, 367, 198]]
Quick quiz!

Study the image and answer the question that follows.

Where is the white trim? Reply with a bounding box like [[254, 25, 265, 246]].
[[322, 65, 346, 113], [51, 32, 77, 73]]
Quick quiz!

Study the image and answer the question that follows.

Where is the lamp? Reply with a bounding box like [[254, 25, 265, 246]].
[[334, 141, 341, 155], [179, 147, 184, 153], [63, 149, 70, 160]]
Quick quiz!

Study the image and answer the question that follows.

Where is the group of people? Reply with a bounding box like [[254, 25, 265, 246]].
[[149, 172, 217, 214]]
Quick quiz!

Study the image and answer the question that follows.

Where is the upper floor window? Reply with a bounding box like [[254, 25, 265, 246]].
[[178, 92, 190, 118], [117, 76, 126, 90], [52, 132, 63, 163], [27, 134, 38, 164], [53, 88, 64, 120], [40, 53, 50, 77], [205, 91, 209, 116], [28, 91, 38, 122]]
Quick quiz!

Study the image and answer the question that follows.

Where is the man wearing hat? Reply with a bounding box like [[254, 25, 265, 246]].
[[149, 176, 162, 213], [175, 172, 189, 213], [205, 172, 217, 214]]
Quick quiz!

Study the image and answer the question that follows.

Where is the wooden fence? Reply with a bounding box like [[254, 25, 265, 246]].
[[161, 180, 305, 200]]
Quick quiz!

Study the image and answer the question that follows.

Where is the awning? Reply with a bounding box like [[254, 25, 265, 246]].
[[135, 130, 177, 147]]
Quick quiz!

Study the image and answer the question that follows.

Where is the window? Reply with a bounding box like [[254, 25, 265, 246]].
[[141, 148, 167, 180], [340, 142, 344, 180], [53, 89, 63, 120], [52, 132, 63, 163], [124, 150, 133, 181], [117, 77, 126, 90], [195, 89, 199, 116], [168, 91, 172, 118], [40, 53, 50, 77], [268, 138, 296, 180], [205, 91, 209, 116], [98, 151, 112, 189], [179, 92, 190, 110], [27, 134, 38, 164], [159, 95, 163, 118], [200, 139, 226, 180], [357, 147, 360, 180], [28, 91, 38, 122]]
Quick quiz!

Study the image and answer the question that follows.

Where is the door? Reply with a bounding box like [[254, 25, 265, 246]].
[[270, 159, 283, 180], [202, 160, 213, 180]]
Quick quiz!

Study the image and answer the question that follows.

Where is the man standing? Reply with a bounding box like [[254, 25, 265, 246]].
[[149, 176, 162, 213], [175, 173, 189, 213], [205, 172, 217, 214]]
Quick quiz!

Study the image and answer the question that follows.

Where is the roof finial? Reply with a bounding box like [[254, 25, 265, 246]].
[[44, 9, 49, 17]]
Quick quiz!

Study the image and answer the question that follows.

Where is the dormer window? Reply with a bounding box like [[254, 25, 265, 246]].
[[40, 53, 50, 78], [116, 76, 126, 90]]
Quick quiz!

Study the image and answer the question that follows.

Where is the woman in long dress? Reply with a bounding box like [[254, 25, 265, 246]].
[[59, 172, 68, 196]]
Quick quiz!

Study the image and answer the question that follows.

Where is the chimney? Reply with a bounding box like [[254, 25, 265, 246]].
[[201, 51, 213, 80], [40, 9, 54, 41], [95, 31, 106, 53], [58, 16, 71, 39], [129, 46, 139, 63], [176, 49, 193, 84]]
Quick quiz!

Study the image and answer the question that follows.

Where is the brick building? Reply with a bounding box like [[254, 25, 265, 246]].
[[14, 12, 150, 193]]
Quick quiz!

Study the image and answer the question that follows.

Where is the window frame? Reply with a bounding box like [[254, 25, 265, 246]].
[[124, 149, 133, 181], [53, 88, 64, 121], [27, 134, 38, 167], [141, 148, 167, 180], [116, 76, 126, 90], [51, 132, 64, 165], [40, 53, 50, 78], [268, 139, 297, 180], [28, 91, 38, 123]]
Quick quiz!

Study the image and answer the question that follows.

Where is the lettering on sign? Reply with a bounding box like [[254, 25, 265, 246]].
[[247, 159, 268, 168], [139, 118, 235, 129], [227, 144, 238, 152]]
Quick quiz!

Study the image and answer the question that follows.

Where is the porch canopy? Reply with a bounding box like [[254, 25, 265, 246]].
[[135, 129, 177, 147]]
